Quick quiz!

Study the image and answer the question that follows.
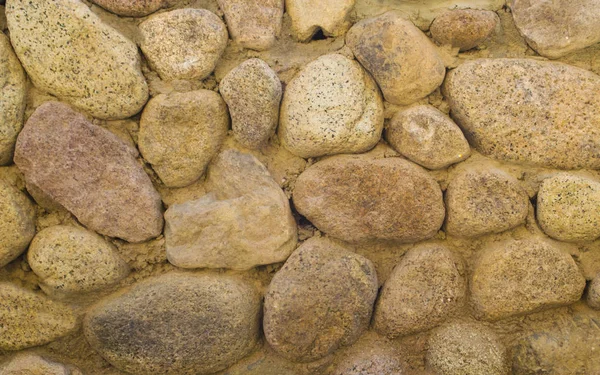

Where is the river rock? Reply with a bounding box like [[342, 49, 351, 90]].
[[286, 0, 355, 41], [90, 0, 173, 17], [346, 11, 446, 105], [217, 0, 283, 50], [0, 353, 82, 375], [14, 102, 163, 243], [139, 8, 228, 81], [293, 155, 445, 243], [589, 274, 600, 310], [430, 9, 498, 51], [331, 334, 404, 375], [444, 58, 600, 169], [6, 0, 148, 119], [139, 90, 229, 187], [263, 237, 378, 362], [84, 272, 261, 375], [279, 54, 383, 158], [219, 59, 282, 149], [0, 180, 35, 268]]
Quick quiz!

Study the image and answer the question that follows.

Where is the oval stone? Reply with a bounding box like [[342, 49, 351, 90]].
[[0, 180, 35, 268]]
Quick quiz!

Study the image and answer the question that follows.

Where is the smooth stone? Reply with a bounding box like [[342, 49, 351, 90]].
[[430, 9, 498, 51], [217, 0, 283, 50], [0, 180, 35, 268], [90, 0, 173, 17], [286, 0, 355, 41], [589, 274, 600, 310], [0, 353, 82, 375]]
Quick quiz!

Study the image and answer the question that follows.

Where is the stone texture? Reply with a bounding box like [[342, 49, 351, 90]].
[[444, 168, 529, 237], [444, 58, 600, 169], [385, 105, 470, 170], [139, 9, 228, 81], [286, 0, 355, 41], [219, 59, 282, 149], [279, 54, 383, 158], [373, 244, 466, 338], [0, 353, 82, 375], [90, 0, 173, 17], [6, 0, 148, 119], [331, 334, 404, 375], [165, 150, 297, 270], [293, 155, 445, 243], [0, 180, 35, 268], [14, 102, 163, 243], [430, 9, 498, 51], [0, 282, 77, 350], [217, 0, 283, 50], [139, 90, 229, 187], [537, 174, 600, 242], [589, 274, 600, 310], [84, 272, 261, 375], [470, 237, 585, 321], [263, 237, 378, 362], [346, 11, 446, 105]]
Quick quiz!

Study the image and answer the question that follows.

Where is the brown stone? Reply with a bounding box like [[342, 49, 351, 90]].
[[430, 9, 498, 51], [589, 274, 600, 310], [217, 0, 283, 50]]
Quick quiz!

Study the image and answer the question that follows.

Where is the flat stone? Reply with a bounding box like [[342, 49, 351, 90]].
[[14, 102, 163, 243], [139, 90, 229, 187], [346, 11, 446, 105], [84, 272, 261, 375], [90, 0, 173, 17], [0, 353, 82, 375], [385, 105, 470, 170], [0, 180, 35, 268], [470, 237, 585, 321], [444, 58, 600, 169], [430, 9, 498, 51], [286, 0, 355, 41], [139, 8, 228, 80], [219, 59, 282, 149], [279, 54, 383, 158], [293, 155, 445, 243], [589, 274, 600, 310], [6, 0, 148, 119], [217, 0, 283, 50], [263, 237, 378, 362]]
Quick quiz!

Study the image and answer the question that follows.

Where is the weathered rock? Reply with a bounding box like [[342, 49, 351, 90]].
[[139, 90, 229, 187], [217, 0, 283, 50], [165, 150, 297, 270], [444, 168, 529, 237], [84, 272, 261, 375], [293, 155, 445, 243], [263, 237, 378, 362], [0, 282, 77, 350], [589, 274, 600, 310], [0, 353, 82, 375], [286, 0, 355, 41], [444, 58, 600, 169], [385, 105, 470, 170], [6, 0, 148, 119], [430, 9, 498, 51], [0, 33, 26, 165], [219, 59, 281, 149], [139, 9, 228, 80], [470, 237, 585, 321], [537, 174, 600, 242], [373, 244, 465, 338], [0, 180, 35, 268], [346, 12, 446, 105], [279, 54, 383, 158], [90, 0, 173, 17], [14, 102, 163, 243], [331, 333, 404, 375]]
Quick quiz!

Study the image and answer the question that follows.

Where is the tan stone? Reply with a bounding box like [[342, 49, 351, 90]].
[[331, 333, 404, 375], [0, 180, 35, 268], [90, 0, 173, 17], [589, 274, 600, 310], [286, 0, 355, 41], [0, 353, 82, 375], [217, 0, 283, 50], [430, 9, 498, 51]]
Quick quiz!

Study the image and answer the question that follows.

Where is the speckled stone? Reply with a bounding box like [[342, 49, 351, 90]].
[[6, 0, 148, 119], [286, 0, 355, 41], [279, 54, 384, 158], [0, 353, 82, 375], [589, 274, 600, 310], [430, 9, 498, 51], [90, 0, 173, 17], [331, 334, 404, 375], [0, 180, 35, 268], [347, 11, 446, 105], [139, 8, 228, 81], [217, 0, 283, 50]]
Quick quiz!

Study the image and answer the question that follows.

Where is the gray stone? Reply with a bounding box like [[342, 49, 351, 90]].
[[430, 9, 498, 51], [0, 180, 35, 268], [217, 0, 283, 50], [286, 0, 355, 41]]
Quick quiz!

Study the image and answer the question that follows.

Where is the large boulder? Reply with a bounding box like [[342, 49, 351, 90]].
[[0, 180, 35, 268], [286, 0, 355, 41], [217, 0, 283, 50]]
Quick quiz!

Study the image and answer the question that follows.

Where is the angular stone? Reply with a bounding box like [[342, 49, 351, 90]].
[[84, 272, 261, 375], [0, 180, 35, 268], [470, 237, 585, 321], [264, 237, 378, 362], [385, 105, 470, 170], [139, 9, 228, 80], [6, 0, 148, 119], [219, 59, 281, 149], [90, 0, 173, 17], [0, 353, 82, 375], [589, 274, 600, 310], [430, 9, 498, 51], [347, 12, 446, 105], [14, 102, 163, 243], [217, 0, 283, 50], [139, 90, 229, 187], [293, 155, 445, 243], [286, 0, 355, 41], [444, 58, 600, 169], [165, 150, 297, 270], [279, 54, 384, 158]]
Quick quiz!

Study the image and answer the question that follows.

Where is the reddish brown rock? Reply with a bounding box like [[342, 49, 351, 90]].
[[90, 0, 173, 17]]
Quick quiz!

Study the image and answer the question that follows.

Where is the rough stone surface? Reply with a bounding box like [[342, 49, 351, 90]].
[[444, 58, 600, 169], [6, 0, 148, 119], [165, 150, 297, 270], [217, 0, 283, 50], [373, 244, 466, 338], [470, 237, 585, 321], [263, 237, 378, 362], [444, 168, 529, 237], [331, 335, 404, 375], [14, 102, 163, 243], [139, 90, 229, 187], [0, 180, 35, 268], [0, 282, 77, 350], [346, 11, 446, 105], [90, 0, 173, 17], [589, 274, 600, 310], [279, 54, 383, 158], [385, 105, 470, 170], [219, 59, 282, 149], [139, 9, 228, 80], [286, 0, 355, 41], [84, 272, 261, 375], [293, 155, 445, 243], [430, 9, 498, 51], [0, 353, 82, 375]]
